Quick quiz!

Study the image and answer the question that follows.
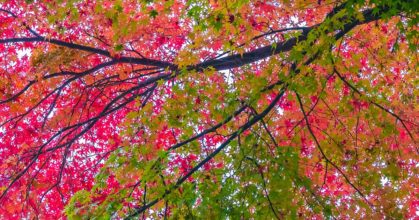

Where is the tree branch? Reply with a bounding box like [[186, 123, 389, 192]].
[[295, 92, 375, 211], [125, 88, 287, 219]]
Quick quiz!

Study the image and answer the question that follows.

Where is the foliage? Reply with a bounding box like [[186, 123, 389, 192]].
[[0, 0, 417, 219]]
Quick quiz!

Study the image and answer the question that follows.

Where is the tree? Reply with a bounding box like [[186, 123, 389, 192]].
[[0, 0, 417, 219]]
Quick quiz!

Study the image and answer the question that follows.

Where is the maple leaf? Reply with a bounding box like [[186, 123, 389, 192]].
[[0, 0, 417, 219]]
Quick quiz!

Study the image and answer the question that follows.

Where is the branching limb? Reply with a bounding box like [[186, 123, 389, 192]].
[[334, 68, 417, 145], [295, 92, 375, 211], [125, 88, 287, 219], [245, 156, 282, 220]]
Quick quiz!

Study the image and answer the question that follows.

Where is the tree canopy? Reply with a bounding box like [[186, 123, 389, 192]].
[[0, 0, 417, 219]]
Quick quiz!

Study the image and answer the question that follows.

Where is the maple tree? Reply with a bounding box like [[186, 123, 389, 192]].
[[0, 0, 418, 219]]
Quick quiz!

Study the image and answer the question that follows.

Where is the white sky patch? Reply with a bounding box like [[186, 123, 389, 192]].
[[17, 48, 31, 59], [380, 175, 389, 186]]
